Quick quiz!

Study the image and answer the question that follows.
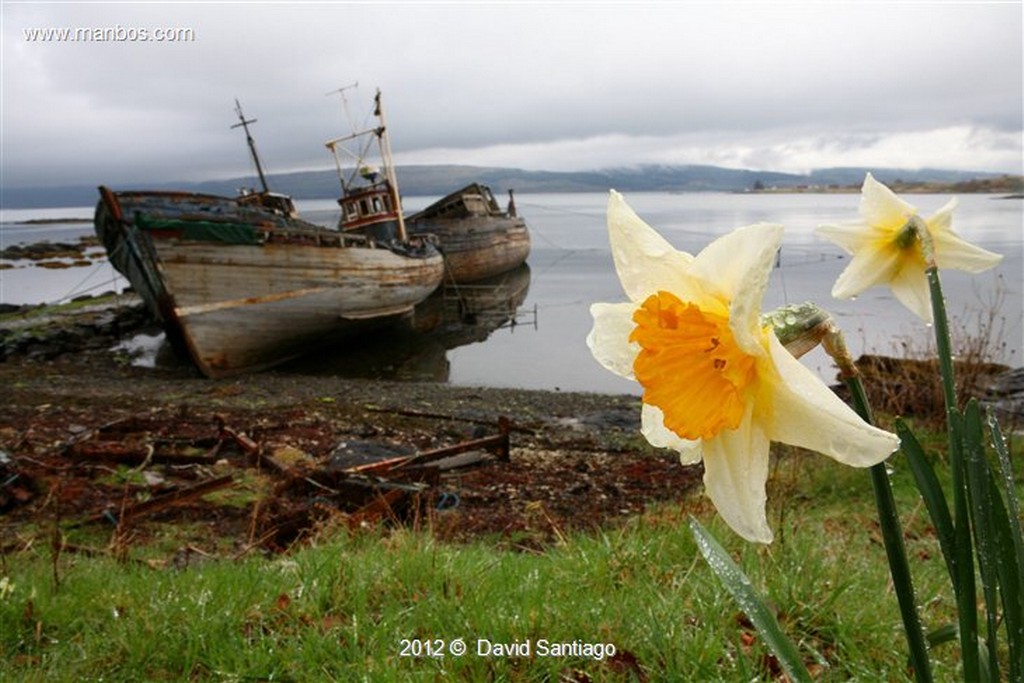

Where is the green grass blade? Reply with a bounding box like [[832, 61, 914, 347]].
[[897, 419, 957, 583], [689, 517, 813, 683]]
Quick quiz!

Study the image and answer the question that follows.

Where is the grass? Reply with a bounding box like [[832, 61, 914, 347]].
[[5, 432, 1017, 682]]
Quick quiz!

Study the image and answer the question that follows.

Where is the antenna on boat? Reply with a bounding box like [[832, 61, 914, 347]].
[[324, 82, 372, 194], [231, 99, 270, 194], [325, 81, 360, 132]]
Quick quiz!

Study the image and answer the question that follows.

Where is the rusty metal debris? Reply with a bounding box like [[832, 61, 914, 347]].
[[69, 474, 237, 529], [47, 412, 510, 550], [0, 449, 35, 513]]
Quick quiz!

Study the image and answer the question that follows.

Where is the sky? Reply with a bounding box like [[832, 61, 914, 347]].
[[1, 1, 1022, 190]]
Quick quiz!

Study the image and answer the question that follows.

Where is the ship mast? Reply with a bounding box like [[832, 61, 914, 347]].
[[231, 99, 270, 195], [323, 86, 408, 241], [373, 91, 407, 241]]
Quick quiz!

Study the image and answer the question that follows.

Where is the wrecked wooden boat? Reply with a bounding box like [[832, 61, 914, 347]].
[[326, 89, 530, 283], [406, 183, 531, 283], [94, 189, 444, 378], [94, 101, 444, 378]]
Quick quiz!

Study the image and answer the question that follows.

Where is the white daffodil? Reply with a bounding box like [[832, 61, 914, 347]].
[[588, 191, 899, 543], [817, 173, 1003, 322]]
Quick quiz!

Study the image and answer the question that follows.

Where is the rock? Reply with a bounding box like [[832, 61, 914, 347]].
[[981, 367, 1024, 426], [835, 354, 1014, 422], [0, 297, 149, 361]]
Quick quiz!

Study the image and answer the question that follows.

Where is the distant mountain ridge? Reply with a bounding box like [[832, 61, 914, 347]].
[[1, 164, 1017, 209]]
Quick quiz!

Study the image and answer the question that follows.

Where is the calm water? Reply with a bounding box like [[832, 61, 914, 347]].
[[2, 192, 1021, 394]]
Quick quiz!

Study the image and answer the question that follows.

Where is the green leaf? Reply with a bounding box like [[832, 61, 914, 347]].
[[926, 265, 980, 680], [988, 411, 1024, 573], [897, 419, 956, 583], [688, 517, 813, 683], [984, 410, 1024, 682], [963, 400, 1000, 682], [847, 377, 932, 683], [925, 623, 958, 649]]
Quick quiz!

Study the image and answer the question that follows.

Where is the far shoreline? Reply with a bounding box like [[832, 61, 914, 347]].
[[2, 174, 1021, 214], [0, 217, 93, 226]]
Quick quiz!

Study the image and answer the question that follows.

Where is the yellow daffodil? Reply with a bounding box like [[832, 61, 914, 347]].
[[817, 173, 1003, 322], [588, 191, 899, 543]]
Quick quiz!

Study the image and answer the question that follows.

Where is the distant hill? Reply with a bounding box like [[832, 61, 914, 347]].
[[2, 164, 1019, 209]]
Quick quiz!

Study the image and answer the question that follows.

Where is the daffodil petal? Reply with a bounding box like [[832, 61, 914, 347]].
[[929, 222, 1003, 275], [692, 222, 781, 303], [927, 197, 958, 234], [640, 402, 703, 464], [762, 335, 900, 466], [691, 222, 782, 355], [830, 241, 902, 300], [816, 219, 875, 253], [701, 403, 773, 543], [889, 263, 934, 323], [587, 302, 639, 379], [607, 190, 698, 303], [860, 172, 916, 231]]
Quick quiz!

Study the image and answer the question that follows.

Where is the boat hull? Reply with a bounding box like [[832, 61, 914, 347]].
[[408, 216, 531, 283], [405, 184, 531, 283], [96, 189, 444, 378]]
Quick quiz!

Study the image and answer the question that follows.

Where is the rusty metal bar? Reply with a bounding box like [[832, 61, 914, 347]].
[[71, 474, 235, 528], [363, 406, 532, 433], [394, 416, 510, 469], [342, 417, 509, 476], [215, 419, 292, 477], [65, 443, 220, 466]]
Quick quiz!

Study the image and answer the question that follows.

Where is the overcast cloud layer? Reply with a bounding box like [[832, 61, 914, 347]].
[[2, 1, 1022, 189]]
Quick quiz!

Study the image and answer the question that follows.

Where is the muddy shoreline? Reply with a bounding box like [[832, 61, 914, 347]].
[[0, 300, 702, 555], [2, 296, 1019, 559]]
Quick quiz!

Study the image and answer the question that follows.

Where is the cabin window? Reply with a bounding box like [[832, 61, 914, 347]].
[[372, 197, 382, 214], [359, 199, 370, 216]]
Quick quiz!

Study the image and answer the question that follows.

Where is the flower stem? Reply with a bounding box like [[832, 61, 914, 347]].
[[926, 264, 980, 681], [843, 370, 934, 683]]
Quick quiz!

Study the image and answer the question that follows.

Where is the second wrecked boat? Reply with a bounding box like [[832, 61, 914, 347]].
[[406, 183, 531, 283]]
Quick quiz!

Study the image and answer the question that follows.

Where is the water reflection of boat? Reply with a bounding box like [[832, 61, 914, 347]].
[[94, 102, 444, 378], [278, 263, 533, 382], [325, 88, 530, 283], [419, 262, 533, 341]]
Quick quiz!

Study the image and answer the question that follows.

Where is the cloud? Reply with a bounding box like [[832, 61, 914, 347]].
[[396, 125, 1023, 175], [2, 2, 1021, 187]]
